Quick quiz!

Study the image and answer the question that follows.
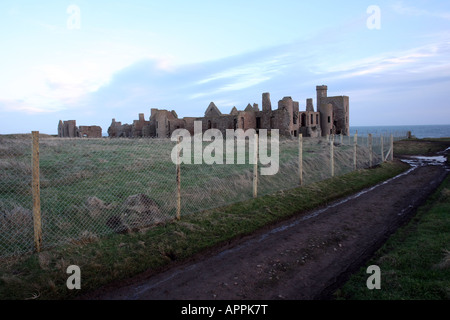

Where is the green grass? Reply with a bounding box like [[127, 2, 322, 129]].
[[334, 175, 450, 300], [0, 160, 409, 300], [394, 138, 450, 155]]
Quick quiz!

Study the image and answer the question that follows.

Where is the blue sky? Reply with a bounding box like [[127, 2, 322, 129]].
[[1, 0, 450, 134]]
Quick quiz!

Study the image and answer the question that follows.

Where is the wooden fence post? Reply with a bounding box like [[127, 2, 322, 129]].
[[299, 133, 303, 186], [176, 136, 181, 220], [330, 134, 334, 177], [253, 133, 258, 198], [381, 134, 384, 162], [390, 134, 394, 161], [32, 131, 42, 253], [368, 133, 373, 167], [353, 131, 358, 170]]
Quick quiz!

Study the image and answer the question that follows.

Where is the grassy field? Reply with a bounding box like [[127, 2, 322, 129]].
[[0, 135, 384, 257], [393, 137, 450, 155], [0, 159, 409, 300]]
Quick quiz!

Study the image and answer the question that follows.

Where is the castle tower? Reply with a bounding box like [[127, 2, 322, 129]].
[[58, 120, 63, 137], [316, 85, 328, 111], [278, 97, 294, 136], [262, 92, 272, 112], [316, 85, 332, 136], [306, 98, 314, 112], [320, 103, 334, 136]]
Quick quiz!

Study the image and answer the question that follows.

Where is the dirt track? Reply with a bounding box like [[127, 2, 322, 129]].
[[83, 155, 449, 300]]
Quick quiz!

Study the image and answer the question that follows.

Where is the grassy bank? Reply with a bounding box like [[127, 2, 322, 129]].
[[394, 137, 450, 155], [335, 175, 450, 300], [0, 160, 409, 300]]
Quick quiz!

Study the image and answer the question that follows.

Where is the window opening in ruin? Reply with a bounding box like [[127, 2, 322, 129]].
[[256, 117, 261, 129], [328, 116, 331, 123], [241, 117, 244, 129], [301, 114, 306, 127], [316, 114, 319, 124], [294, 130, 297, 137], [208, 120, 212, 129], [310, 114, 313, 125], [233, 118, 237, 130]]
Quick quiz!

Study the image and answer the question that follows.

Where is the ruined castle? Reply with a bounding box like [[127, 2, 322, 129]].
[[58, 120, 102, 138], [106, 85, 349, 138]]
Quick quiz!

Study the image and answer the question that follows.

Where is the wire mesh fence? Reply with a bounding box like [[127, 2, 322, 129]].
[[0, 131, 407, 258]]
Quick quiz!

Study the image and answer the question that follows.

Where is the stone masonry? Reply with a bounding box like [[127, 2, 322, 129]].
[[107, 85, 349, 139], [58, 120, 102, 138]]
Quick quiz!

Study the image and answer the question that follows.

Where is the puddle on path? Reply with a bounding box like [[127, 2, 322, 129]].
[[401, 155, 448, 168]]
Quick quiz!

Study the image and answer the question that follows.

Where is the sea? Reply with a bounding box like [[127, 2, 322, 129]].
[[349, 124, 450, 139]]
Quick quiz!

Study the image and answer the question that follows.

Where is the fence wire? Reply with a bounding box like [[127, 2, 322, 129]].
[[0, 132, 406, 258]]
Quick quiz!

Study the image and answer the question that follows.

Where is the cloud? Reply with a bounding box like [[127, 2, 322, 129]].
[[392, 2, 450, 20], [63, 27, 450, 127], [3, 10, 450, 134], [311, 39, 450, 86]]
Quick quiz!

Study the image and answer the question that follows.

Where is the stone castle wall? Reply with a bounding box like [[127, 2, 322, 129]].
[[106, 85, 349, 139], [58, 120, 102, 138]]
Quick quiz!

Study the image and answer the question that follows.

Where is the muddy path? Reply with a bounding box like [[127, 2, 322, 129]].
[[82, 154, 449, 300]]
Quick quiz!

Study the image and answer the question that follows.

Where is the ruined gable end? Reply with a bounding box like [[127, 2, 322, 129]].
[[230, 106, 238, 115], [244, 103, 254, 112], [204, 102, 222, 117]]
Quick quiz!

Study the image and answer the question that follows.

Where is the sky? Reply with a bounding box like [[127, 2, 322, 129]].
[[1, 0, 450, 135]]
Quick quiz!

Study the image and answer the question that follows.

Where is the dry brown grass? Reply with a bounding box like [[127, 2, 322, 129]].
[[435, 249, 450, 270]]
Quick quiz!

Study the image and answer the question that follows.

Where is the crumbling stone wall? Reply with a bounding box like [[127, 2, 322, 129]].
[[79, 126, 102, 138], [58, 120, 79, 138], [58, 120, 102, 138], [315, 85, 349, 136], [132, 113, 150, 137], [107, 85, 349, 139], [322, 96, 349, 136], [107, 119, 131, 137]]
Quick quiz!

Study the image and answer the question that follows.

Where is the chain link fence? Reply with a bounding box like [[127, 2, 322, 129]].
[[0, 131, 406, 258]]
